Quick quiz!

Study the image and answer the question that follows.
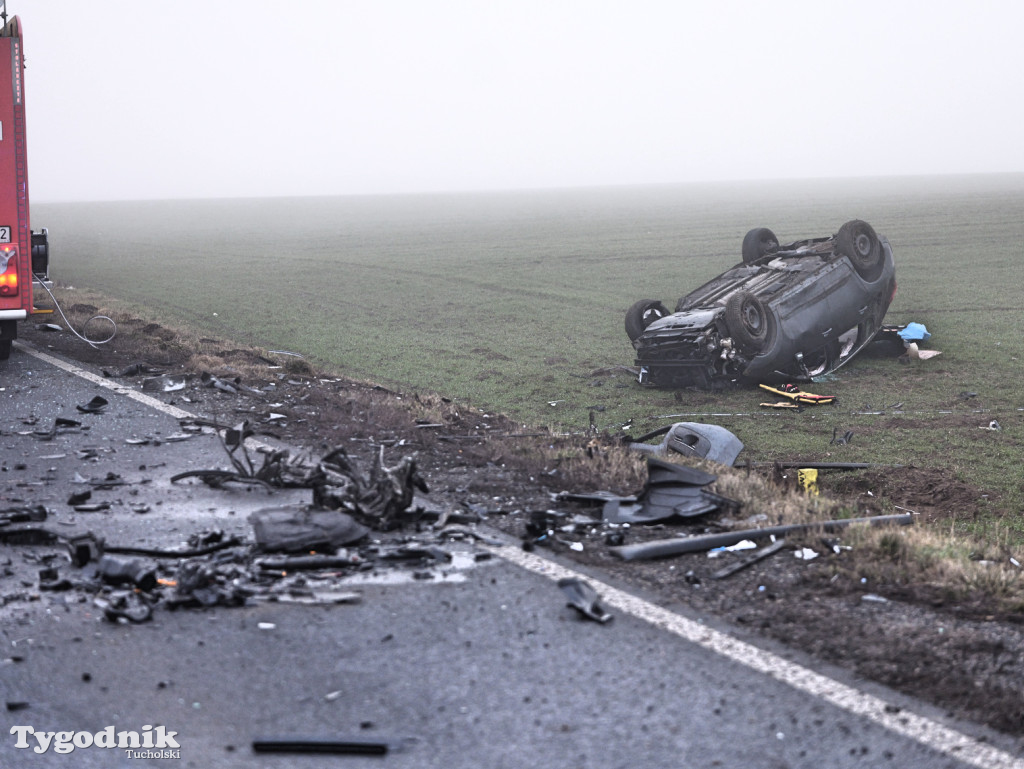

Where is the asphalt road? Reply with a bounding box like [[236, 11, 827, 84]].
[[2, 340, 1022, 769]]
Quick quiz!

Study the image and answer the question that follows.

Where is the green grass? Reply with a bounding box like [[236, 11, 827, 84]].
[[37, 174, 1024, 535]]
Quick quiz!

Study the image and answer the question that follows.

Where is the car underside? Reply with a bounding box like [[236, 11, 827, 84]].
[[627, 220, 897, 389]]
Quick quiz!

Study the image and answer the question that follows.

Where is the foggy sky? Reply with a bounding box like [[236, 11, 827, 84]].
[[20, 0, 1024, 202]]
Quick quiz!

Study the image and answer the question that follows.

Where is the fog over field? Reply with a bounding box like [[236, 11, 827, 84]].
[[22, 1, 1024, 202]]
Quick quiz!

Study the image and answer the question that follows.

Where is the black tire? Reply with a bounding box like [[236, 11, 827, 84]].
[[625, 299, 669, 341], [0, 339, 10, 361], [724, 291, 769, 351], [836, 219, 883, 281], [741, 227, 779, 265]]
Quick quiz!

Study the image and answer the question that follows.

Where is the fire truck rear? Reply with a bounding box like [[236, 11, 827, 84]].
[[0, 10, 49, 361]]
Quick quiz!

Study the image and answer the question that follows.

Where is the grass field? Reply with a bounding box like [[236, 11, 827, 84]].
[[36, 174, 1024, 536]]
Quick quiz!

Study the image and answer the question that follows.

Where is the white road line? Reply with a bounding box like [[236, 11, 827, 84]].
[[490, 545, 1024, 769], [17, 343, 279, 452], [18, 342, 1023, 767], [17, 343, 196, 420]]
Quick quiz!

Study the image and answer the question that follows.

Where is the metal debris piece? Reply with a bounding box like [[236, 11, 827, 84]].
[[610, 513, 914, 561], [558, 577, 613, 623], [200, 371, 239, 394], [749, 461, 903, 471]]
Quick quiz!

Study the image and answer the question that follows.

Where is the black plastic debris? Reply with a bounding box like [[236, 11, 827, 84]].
[[0, 505, 48, 526], [38, 566, 72, 591], [167, 559, 248, 608], [76, 395, 109, 414], [558, 577, 613, 623], [96, 554, 158, 591], [250, 506, 370, 553], [95, 590, 153, 623], [65, 532, 104, 567], [629, 422, 744, 465], [0, 527, 61, 546], [609, 457, 734, 524], [252, 736, 390, 755], [32, 417, 82, 441]]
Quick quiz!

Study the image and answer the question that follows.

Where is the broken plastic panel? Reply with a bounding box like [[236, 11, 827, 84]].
[[630, 422, 744, 466], [250, 506, 370, 553]]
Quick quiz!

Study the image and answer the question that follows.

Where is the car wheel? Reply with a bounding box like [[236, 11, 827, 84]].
[[0, 339, 10, 361], [724, 291, 769, 351], [836, 219, 883, 281], [625, 299, 669, 341], [741, 227, 779, 265]]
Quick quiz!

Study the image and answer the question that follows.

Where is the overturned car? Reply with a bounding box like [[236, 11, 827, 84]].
[[626, 220, 896, 389]]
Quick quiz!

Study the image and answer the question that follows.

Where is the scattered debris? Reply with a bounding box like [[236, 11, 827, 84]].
[[609, 513, 914, 561], [711, 539, 788, 580], [558, 577, 613, 623]]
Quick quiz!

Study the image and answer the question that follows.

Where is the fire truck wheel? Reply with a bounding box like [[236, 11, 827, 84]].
[[0, 340, 10, 361]]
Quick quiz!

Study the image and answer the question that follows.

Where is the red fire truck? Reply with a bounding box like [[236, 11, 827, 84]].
[[0, 9, 48, 361]]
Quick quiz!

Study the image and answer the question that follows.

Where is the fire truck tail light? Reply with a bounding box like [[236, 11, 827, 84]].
[[0, 246, 18, 296]]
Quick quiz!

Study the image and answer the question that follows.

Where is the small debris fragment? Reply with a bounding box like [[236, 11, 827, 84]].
[[76, 396, 109, 414], [558, 577, 613, 624]]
